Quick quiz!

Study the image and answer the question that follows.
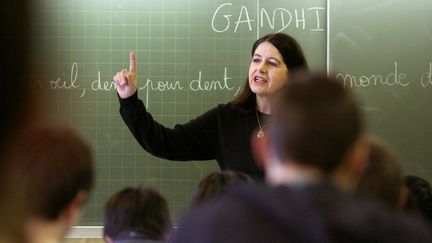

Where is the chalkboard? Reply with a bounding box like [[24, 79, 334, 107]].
[[329, 0, 432, 181], [31, 0, 326, 225]]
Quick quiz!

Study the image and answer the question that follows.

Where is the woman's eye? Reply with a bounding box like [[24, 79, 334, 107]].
[[269, 62, 278, 67], [252, 58, 261, 63]]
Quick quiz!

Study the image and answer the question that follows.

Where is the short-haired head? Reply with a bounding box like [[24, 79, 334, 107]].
[[404, 175, 432, 224], [6, 125, 94, 220], [269, 71, 363, 173], [103, 186, 172, 241], [192, 170, 254, 206], [356, 135, 403, 207]]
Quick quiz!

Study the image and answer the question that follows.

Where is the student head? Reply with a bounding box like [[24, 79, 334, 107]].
[[192, 170, 254, 206], [253, 71, 367, 190], [232, 33, 309, 105], [103, 186, 172, 242], [356, 135, 404, 208], [403, 175, 432, 225], [4, 125, 94, 242]]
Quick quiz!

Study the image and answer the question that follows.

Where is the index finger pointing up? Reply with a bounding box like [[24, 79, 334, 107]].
[[129, 51, 136, 73]]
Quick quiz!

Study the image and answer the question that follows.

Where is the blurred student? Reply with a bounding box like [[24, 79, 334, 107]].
[[103, 186, 172, 243], [0, 1, 52, 242], [404, 175, 432, 226], [0, 2, 33, 241], [356, 135, 405, 208], [4, 125, 94, 243], [251, 72, 368, 192], [192, 170, 254, 206], [172, 72, 432, 243]]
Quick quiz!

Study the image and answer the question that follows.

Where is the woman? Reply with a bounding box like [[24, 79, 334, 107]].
[[114, 33, 308, 180]]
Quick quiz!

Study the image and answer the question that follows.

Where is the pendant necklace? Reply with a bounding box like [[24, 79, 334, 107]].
[[256, 110, 270, 139]]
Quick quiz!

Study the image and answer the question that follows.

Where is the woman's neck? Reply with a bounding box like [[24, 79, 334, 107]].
[[256, 95, 271, 114]]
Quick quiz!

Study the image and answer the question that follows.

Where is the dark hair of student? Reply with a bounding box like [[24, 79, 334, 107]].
[[103, 186, 172, 241], [192, 170, 254, 206], [270, 71, 362, 173], [5, 126, 94, 220], [356, 136, 403, 207], [231, 33, 309, 106], [404, 175, 432, 225]]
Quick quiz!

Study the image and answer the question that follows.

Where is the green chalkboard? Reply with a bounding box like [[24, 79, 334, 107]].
[[31, 0, 326, 225], [330, 0, 432, 182]]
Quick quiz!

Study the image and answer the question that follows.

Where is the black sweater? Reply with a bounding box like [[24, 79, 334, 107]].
[[119, 92, 265, 179]]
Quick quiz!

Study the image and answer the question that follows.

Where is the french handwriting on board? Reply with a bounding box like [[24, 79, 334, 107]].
[[33, 63, 242, 99], [35, 61, 432, 99], [337, 61, 432, 88]]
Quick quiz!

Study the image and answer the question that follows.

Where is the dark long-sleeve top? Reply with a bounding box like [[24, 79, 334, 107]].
[[119, 92, 265, 179]]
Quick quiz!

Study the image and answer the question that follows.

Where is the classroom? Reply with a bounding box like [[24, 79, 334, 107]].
[[4, 0, 432, 242]]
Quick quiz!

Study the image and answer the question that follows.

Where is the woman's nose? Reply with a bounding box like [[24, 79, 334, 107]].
[[257, 62, 266, 73]]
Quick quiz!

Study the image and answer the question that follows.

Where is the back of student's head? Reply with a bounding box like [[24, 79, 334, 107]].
[[404, 175, 432, 225], [192, 170, 254, 206], [5, 125, 94, 220], [356, 135, 404, 207], [270, 71, 363, 173], [103, 186, 172, 241]]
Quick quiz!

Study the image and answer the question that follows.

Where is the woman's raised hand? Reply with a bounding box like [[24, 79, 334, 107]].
[[114, 52, 138, 99]]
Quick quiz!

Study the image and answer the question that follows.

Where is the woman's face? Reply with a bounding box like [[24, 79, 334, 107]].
[[248, 41, 289, 97]]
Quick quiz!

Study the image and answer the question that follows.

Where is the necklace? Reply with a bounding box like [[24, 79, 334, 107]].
[[255, 110, 270, 139]]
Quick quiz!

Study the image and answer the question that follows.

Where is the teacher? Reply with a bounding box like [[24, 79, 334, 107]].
[[114, 33, 308, 180]]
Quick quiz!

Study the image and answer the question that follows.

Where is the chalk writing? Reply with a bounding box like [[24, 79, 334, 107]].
[[421, 62, 432, 87], [92, 71, 116, 92], [190, 67, 235, 91], [37, 60, 432, 105], [211, 2, 324, 34], [140, 79, 184, 92], [337, 62, 409, 88], [50, 62, 80, 90], [140, 78, 184, 108], [36, 63, 240, 99]]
